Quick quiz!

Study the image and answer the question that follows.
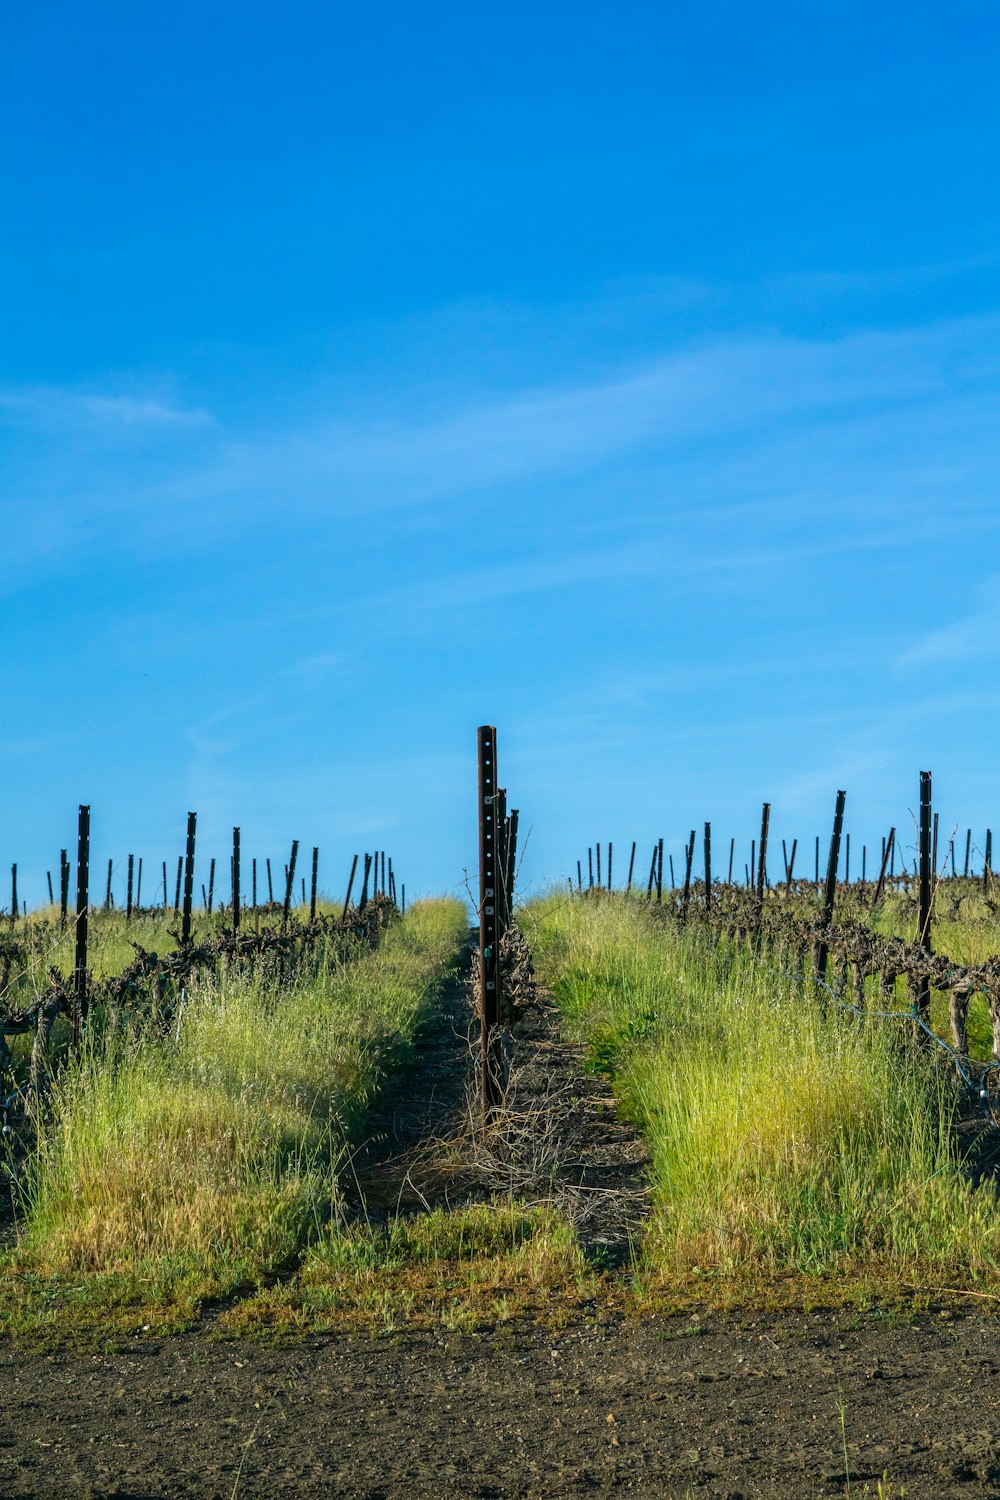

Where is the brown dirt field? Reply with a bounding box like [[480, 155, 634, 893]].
[[3, 1307, 1000, 1497]]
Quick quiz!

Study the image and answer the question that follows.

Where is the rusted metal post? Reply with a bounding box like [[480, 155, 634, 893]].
[[181, 812, 197, 945], [310, 846, 319, 922], [626, 840, 636, 893], [495, 789, 508, 936], [73, 804, 90, 1049], [126, 854, 134, 920], [704, 822, 712, 912], [816, 791, 846, 984], [478, 726, 502, 1114], [282, 841, 299, 928], [232, 828, 241, 933]]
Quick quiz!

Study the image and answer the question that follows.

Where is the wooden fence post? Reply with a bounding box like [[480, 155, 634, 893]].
[[756, 804, 770, 895], [73, 804, 90, 1050], [477, 725, 502, 1114], [232, 828, 241, 933], [915, 771, 933, 1032], [872, 828, 895, 908], [816, 791, 846, 985], [505, 809, 519, 921], [181, 812, 197, 945], [681, 831, 694, 914], [282, 841, 299, 928], [343, 853, 358, 913]]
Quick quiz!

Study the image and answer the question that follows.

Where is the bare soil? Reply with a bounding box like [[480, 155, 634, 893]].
[[3, 1308, 1000, 1497]]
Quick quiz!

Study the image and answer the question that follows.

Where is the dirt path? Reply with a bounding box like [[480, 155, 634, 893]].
[[3, 1308, 1000, 1497]]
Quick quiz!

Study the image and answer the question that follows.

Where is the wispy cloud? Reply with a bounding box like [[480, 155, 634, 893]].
[[0, 385, 213, 431], [897, 580, 1000, 666]]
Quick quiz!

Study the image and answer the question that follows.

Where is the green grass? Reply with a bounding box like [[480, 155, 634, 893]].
[[1, 898, 468, 1341], [525, 893, 1000, 1302], [221, 1202, 596, 1337]]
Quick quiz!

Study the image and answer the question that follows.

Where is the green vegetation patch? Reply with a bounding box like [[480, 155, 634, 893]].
[[221, 1201, 599, 1338], [525, 894, 1000, 1306], [1, 899, 468, 1344]]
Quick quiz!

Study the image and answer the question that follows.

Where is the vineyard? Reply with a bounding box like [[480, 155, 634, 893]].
[[4, 741, 1000, 1492]]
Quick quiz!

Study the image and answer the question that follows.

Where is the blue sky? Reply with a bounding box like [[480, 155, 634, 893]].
[[3, 2, 1000, 908]]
